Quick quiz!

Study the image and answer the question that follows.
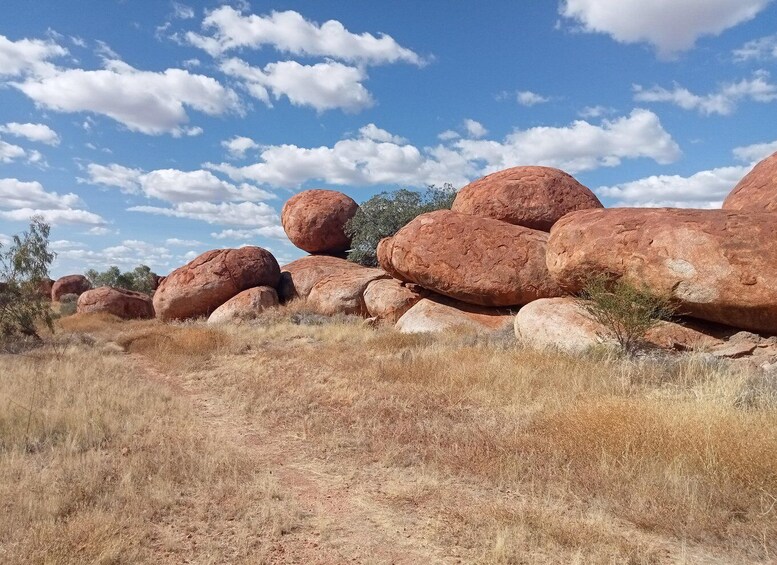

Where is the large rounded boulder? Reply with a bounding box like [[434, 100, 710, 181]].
[[281, 189, 359, 255], [52, 274, 91, 302], [378, 209, 564, 307], [546, 208, 777, 334], [77, 286, 154, 319], [279, 255, 371, 302], [153, 247, 280, 321], [207, 286, 278, 324], [723, 151, 777, 211], [451, 166, 602, 231]]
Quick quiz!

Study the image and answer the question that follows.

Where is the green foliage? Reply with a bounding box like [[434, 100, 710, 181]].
[[579, 274, 676, 356], [345, 185, 456, 267], [85, 264, 157, 295], [0, 217, 56, 340], [58, 293, 79, 317]]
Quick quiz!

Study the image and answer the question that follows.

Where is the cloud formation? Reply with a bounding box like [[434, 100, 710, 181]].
[[0, 122, 60, 145]]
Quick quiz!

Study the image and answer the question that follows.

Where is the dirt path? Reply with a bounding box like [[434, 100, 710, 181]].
[[131, 354, 459, 564]]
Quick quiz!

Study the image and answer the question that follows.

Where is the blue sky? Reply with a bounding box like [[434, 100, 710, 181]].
[[1, 0, 776, 277]]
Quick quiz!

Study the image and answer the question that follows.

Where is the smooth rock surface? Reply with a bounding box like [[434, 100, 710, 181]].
[[723, 151, 777, 211], [379, 209, 564, 307], [306, 266, 387, 316], [77, 286, 154, 319], [281, 189, 359, 254], [363, 278, 427, 323], [452, 166, 602, 230], [207, 286, 279, 324], [395, 296, 513, 334], [279, 255, 370, 301], [52, 274, 91, 302], [547, 208, 777, 334], [154, 247, 280, 321]]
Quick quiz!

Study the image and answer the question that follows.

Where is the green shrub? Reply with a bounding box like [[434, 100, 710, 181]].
[[578, 274, 676, 356], [58, 293, 79, 317], [85, 264, 157, 295], [345, 185, 456, 267], [0, 217, 56, 340]]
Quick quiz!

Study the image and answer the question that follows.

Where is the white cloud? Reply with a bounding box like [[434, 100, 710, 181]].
[[220, 57, 373, 113], [86, 226, 112, 236], [516, 90, 550, 106], [358, 123, 406, 143], [13, 59, 242, 135], [165, 237, 203, 246], [54, 239, 175, 272], [578, 105, 615, 118], [634, 71, 777, 115], [734, 33, 777, 61], [0, 139, 27, 163], [210, 226, 287, 240], [560, 0, 771, 58], [172, 2, 195, 20], [128, 201, 280, 228], [83, 164, 276, 203], [0, 178, 81, 209], [0, 122, 60, 145], [596, 165, 749, 208], [732, 139, 777, 162], [463, 119, 488, 138], [207, 109, 680, 189], [186, 6, 423, 65], [222, 135, 258, 158], [437, 129, 460, 141], [0, 34, 67, 76], [0, 208, 105, 226]]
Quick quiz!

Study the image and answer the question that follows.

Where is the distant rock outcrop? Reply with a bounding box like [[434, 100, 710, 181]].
[[207, 286, 278, 324], [547, 208, 777, 334], [723, 151, 777, 211], [52, 274, 91, 302], [153, 247, 280, 321], [77, 286, 154, 319], [281, 189, 359, 255], [451, 166, 602, 231], [378, 209, 564, 307]]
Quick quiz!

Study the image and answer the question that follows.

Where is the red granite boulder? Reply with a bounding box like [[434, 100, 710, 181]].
[[76, 286, 154, 319], [51, 274, 91, 302], [281, 189, 359, 255], [723, 151, 777, 211], [207, 286, 279, 324]]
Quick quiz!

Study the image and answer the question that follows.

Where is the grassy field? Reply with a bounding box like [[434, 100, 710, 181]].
[[2, 306, 777, 564]]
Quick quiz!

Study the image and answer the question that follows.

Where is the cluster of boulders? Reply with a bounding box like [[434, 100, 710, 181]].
[[56, 150, 777, 366]]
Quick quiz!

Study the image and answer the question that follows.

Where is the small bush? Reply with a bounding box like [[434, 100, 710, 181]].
[[57, 293, 79, 317], [579, 275, 676, 356], [85, 264, 157, 295], [345, 185, 456, 267]]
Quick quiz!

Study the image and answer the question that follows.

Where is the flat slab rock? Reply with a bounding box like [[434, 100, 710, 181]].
[[547, 208, 777, 334], [395, 296, 513, 334], [379, 209, 564, 307]]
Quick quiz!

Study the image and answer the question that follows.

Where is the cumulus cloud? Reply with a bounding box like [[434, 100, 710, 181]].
[[0, 207, 105, 226], [596, 165, 749, 208], [222, 135, 259, 159], [13, 59, 242, 135], [186, 6, 423, 65], [463, 119, 488, 139], [128, 201, 280, 228], [516, 90, 550, 106], [634, 71, 777, 115], [207, 109, 680, 189], [83, 164, 275, 203], [54, 239, 175, 272], [211, 226, 288, 240], [0, 122, 60, 145], [560, 0, 771, 58], [220, 57, 373, 112], [0, 139, 27, 163], [734, 33, 777, 61], [437, 130, 460, 141], [0, 34, 67, 76], [578, 105, 616, 118], [0, 177, 105, 226], [732, 139, 777, 162], [165, 237, 203, 246]]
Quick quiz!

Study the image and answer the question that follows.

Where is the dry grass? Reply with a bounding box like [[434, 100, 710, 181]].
[[3, 310, 777, 563]]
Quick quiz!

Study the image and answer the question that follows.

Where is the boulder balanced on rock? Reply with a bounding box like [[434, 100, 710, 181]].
[[207, 286, 278, 324], [723, 151, 777, 211], [379, 209, 564, 307], [281, 189, 359, 255], [52, 274, 91, 302], [451, 166, 602, 231], [154, 247, 280, 321], [546, 208, 777, 334], [77, 286, 154, 319]]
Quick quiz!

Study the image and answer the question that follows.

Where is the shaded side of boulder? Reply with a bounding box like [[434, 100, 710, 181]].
[[153, 247, 280, 321], [363, 278, 427, 324], [395, 296, 513, 334], [207, 286, 278, 324], [279, 255, 368, 302], [546, 208, 777, 334], [380, 209, 564, 307], [452, 166, 602, 231], [52, 274, 91, 302], [77, 286, 154, 319], [281, 189, 359, 254], [723, 151, 777, 211], [306, 267, 388, 316]]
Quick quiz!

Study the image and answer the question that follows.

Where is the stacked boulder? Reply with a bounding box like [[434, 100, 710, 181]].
[[52, 274, 91, 302]]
